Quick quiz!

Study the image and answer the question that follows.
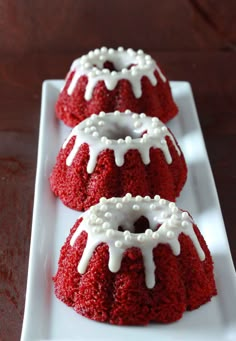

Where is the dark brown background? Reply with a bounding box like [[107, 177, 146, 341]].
[[0, 1, 235, 340]]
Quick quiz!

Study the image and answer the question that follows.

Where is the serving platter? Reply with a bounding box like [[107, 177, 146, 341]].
[[21, 80, 236, 341]]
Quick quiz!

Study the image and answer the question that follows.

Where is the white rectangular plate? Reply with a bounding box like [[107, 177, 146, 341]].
[[21, 81, 236, 341]]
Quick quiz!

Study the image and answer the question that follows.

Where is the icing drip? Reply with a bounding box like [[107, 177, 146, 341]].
[[70, 195, 205, 289], [63, 110, 181, 174], [66, 47, 166, 100]]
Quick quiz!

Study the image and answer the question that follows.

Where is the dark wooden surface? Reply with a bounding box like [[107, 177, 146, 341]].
[[0, 1, 235, 340]]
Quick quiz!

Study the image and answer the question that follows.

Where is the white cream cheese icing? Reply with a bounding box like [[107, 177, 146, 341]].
[[63, 110, 181, 174], [70, 195, 205, 289], [65, 47, 166, 100]]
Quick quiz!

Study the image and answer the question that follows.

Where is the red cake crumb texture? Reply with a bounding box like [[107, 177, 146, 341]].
[[53, 196, 217, 325], [50, 111, 187, 211], [55, 47, 178, 127]]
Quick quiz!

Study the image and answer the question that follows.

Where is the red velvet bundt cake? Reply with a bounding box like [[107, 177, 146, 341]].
[[56, 47, 178, 126], [50, 110, 187, 211], [53, 195, 217, 325]]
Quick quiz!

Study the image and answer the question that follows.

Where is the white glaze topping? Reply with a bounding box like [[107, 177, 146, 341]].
[[65, 47, 166, 100], [63, 111, 180, 174], [70, 195, 205, 289]]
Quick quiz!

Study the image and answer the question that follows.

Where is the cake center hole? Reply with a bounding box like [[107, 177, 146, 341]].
[[100, 122, 144, 140], [95, 60, 135, 72], [118, 216, 151, 234]]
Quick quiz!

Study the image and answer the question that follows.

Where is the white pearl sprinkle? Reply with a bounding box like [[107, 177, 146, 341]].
[[114, 110, 120, 116], [100, 204, 108, 212], [99, 111, 106, 117], [182, 212, 189, 219], [125, 136, 132, 143], [134, 120, 142, 128], [92, 132, 99, 137], [105, 139, 112, 145], [108, 48, 115, 54], [100, 197, 107, 204], [90, 126, 96, 131], [88, 51, 94, 58], [98, 120, 105, 126], [171, 214, 179, 222], [111, 198, 117, 203], [150, 203, 156, 210], [94, 48, 100, 55], [111, 71, 117, 76], [117, 139, 124, 144], [125, 193, 132, 198], [118, 46, 124, 52], [127, 48, 135, 55], [132, 204, 140, 211], [116, 203, 123, 209], [124, 230, 131, 236], [125, 109, 131, 114], [154, 195, 160, 201], [145, 229, 153, 236], [159, 199, 166, 205], [152, 231, 160, 239], [106, 229, 115, 237], [115, 240, 123, 248], [135, 195, 142, 202], [137, 49, 144, 55], [137, 234, 146, 242], [88, 71, 95, 77], [92, 227, 101, 234], [105, 212, 112, 219], [84, 127, 91, 134], [167, 231, 175, 239], [144, 195, 151, 201], [154, 128, 161, 135], [80, 55, 87, 63], [96, 218, 103, 224], [124, 234, 132, 241], [132, 113, 139, 119], [84, 62, 91, 69], [101, 136, 107, 143], [122, 68, 128, 74], [171, 207, 179, 213], [91, 113, 97, 119], [89, 214, 97, 223], [103, 222, 111, 229], [101, 47, 107, 53], [182, 221, 190, 229], [103, 69, 110, 74], [140, 113, 146, 118]]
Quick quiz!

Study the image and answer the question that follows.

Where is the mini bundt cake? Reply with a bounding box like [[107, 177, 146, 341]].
[[56, 47, 178, 127], [50, 110, 187, 211], [53, 195, 217, 325]]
